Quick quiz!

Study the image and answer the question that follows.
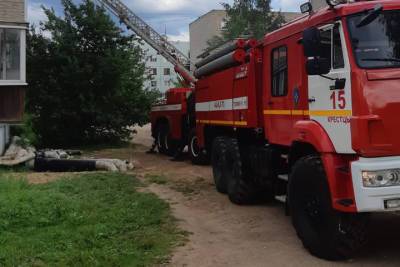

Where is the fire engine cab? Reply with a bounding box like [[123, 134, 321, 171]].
[[150, 0, 400, 260]]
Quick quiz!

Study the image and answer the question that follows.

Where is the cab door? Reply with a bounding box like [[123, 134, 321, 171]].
[[265, 39, 302, 145], [307, 23, 354, 153], [264, 45, 291, 145]]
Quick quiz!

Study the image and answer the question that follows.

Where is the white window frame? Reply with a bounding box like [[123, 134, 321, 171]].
[[0, 25, 27, 86]]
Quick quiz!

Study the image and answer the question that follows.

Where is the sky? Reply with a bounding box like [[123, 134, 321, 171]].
[[27, 0, 304, 42]]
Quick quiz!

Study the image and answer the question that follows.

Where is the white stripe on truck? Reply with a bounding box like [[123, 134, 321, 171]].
[[151, 104, 182, 112], [196, 97, 248, 112]]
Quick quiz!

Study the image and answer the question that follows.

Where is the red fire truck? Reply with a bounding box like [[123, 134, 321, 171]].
[[150, 0, 400, 260]]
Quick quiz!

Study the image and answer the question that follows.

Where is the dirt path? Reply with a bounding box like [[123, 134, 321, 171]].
[[117, 126, 400, 267]]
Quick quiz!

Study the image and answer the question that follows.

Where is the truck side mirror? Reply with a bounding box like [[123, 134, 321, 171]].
[[303, 27, 322, 57], [306, 58, 330, 75]]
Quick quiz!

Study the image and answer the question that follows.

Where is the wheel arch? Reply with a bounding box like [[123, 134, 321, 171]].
[[289, 141, 318, 169], [289, 121, 356, 212], [291, 120, 336, 153]]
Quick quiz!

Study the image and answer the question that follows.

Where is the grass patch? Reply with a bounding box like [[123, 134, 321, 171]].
[[170, 183, 196, 195], [146, 174, 168, 185], [0, 164, 31, 173], [0, 172, 182, 266], [170, 177, 208, 196]]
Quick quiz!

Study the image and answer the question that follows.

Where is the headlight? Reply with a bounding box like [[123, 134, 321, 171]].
[[362, 169, 400, 187]]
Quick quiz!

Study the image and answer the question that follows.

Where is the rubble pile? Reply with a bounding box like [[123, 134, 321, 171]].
[[0, 136, 134, 173], [0, 137, 35, 167]]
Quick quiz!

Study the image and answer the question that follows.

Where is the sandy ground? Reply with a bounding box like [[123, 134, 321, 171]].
[[127, 125, 400, 267], [25, 125, 400, 266]]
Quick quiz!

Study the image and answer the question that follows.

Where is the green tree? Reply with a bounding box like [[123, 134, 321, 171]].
[[206, 0, 285, 51], [27, 0, 159, 147]]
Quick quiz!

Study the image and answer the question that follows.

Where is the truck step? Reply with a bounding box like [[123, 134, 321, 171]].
[[277, 174, 289, 181], [275, 195, 287, 203], [281, 154, 288, 160]]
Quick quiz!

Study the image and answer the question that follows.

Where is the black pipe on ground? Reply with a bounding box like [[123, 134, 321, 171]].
[[34, 158, 97, 172]]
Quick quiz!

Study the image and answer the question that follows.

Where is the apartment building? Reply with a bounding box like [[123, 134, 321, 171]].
[[142, 40, 190, 93], [0, 0, 27, 154]]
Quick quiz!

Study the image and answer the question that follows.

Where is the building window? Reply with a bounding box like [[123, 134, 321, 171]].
[[164, 80, 170, 87], [151, 68, 157, 75], [164, 68, 170, 75], [0, 28, 25, 83], [271, 46, 288, 97], [151, 81, 157, 87], [150, 57, 157, 62]]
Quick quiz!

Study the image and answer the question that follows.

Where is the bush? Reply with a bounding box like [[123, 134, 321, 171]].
[[10, 114, 38, 147], [27, 0, 160, 147]]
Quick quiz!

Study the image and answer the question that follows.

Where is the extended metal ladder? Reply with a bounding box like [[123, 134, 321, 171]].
[[95, 0, 196, 84]]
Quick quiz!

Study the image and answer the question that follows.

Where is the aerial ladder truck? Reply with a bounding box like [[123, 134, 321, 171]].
[[95, 0, 197, 158]]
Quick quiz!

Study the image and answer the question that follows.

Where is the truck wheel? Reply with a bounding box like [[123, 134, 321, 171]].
[[211, 137, 228, 193], [156, 126, 165, 154], [225, 138, 257, 204], [157, 123, 177, 156], [164, 134, 178, 157], [289, 155, 368, 261], [189, 130, 208, 165], [156, 124, 168, 155]]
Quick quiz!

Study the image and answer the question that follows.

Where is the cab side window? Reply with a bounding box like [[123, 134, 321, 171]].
[[320, 29, 332, 67], [333, 25, 345, 69], [320, 25, 345, 70], [271, 46, 287, 97]]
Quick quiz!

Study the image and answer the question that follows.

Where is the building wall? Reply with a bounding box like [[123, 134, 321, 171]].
[[189, 10, 302, 65], [189, 10, 227, 68], [0, 0, 27, 155], [0, 0, 25, 23], [142, 40, 190, 93]]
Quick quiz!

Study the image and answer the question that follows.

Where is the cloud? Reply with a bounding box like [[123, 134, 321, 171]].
[[272, 0, 304, 12], [168, 31, 190, 42], [122, 0, 302, 38], [27, 2, 48, 26], [27, 0, 303, 42], [123, 0, 231, 37], [125, 0, 230, 16]]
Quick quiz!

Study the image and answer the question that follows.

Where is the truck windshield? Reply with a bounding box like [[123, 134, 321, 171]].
[[347, 10, 400, 69]]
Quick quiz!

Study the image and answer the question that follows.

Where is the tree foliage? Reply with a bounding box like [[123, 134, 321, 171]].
[[27, 0, 159, 147], [206, 0, 285, 51]]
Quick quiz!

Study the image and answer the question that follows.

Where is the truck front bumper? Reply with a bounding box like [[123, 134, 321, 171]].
[[351, 156, 400, 212]]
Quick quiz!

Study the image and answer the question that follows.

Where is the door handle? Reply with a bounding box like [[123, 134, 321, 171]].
[[308, 97, 316, 103]]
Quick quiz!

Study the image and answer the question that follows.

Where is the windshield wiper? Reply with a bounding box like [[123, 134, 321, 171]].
[[362, 58, 400, 63], [356, 4, 383, 28]]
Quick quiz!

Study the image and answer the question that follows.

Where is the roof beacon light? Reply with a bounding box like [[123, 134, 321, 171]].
[[300, 2, 313, 14], [326, 0, 348, 8]]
